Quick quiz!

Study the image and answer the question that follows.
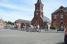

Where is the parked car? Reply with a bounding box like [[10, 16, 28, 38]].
[[57, 28, 64, 31]]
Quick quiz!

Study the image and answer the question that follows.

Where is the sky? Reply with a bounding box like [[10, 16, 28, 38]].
[[0, 0, 67, 22]]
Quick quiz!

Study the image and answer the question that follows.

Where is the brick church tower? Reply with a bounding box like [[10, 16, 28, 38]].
[[31, 0, 47, 29]]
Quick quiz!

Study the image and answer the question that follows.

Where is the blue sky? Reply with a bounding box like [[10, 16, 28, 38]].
[[0, 0, 67, 22]]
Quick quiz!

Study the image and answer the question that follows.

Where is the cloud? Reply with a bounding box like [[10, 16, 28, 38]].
[[0, 0, 67, 22], [0, 0, 34, 22], [0, 2, 33, 12], [0, 11, 33, 22]]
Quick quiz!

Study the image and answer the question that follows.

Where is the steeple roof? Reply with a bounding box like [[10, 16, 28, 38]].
[[37, 0, 41, 3], [52, 6, 67, 14]]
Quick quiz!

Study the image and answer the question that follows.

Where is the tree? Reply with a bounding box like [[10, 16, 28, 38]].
[[5, 21, 14, 25]]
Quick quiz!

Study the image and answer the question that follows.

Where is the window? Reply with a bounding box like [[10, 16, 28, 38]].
[[60, 14, 63, 19], [36, 13, 38, 15], [53, 15, 57, 19], [60, 19, 63, 22], [36, 9, 39, 11], [61, 22, 63, 24]]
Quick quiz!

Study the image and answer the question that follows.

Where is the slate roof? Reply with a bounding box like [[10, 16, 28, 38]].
[[0, 19, 5, 23], [52, 6, 67, 14], [64, 7, 67, 12], [15, 19, 31, 24], [40, 15, 51, 23]]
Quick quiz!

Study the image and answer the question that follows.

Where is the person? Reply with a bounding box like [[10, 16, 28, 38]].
[[64, 27, 67, 44]]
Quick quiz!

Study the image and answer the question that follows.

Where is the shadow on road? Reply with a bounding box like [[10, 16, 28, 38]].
[[56, 42, 64, 44]]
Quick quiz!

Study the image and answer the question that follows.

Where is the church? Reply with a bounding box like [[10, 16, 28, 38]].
[[14, 0, 50, 30], [31, 0, 49, 29]]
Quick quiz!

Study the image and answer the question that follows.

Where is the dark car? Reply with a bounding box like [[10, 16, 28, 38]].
[[57, 28, 64, 31]]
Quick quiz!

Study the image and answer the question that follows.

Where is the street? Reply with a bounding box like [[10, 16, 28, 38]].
[[0, 29, 64, 44]]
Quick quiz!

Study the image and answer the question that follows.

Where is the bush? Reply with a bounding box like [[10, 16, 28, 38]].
[[50, 26, 55, 29]]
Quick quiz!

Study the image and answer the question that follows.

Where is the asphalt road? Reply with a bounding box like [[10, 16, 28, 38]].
[[0, 29, 64, 44]]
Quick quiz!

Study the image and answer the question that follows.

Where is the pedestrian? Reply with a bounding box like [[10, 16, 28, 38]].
[[64, 27, 67, 44]]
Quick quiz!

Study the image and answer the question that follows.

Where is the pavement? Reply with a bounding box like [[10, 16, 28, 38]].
[[0, 29, 64, 44]]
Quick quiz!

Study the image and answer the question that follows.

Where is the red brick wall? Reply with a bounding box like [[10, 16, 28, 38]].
[[64, 12, 67, 27], [51, 9, 67, 29], [31, 0, 44, 29]]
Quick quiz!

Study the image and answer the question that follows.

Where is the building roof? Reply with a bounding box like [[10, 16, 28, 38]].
[[37, 0, 41, 3], [0, 19, 5, 23], [40, 15, 51, 23], [15, 19, 31, 24], [35, 0, 43, 5], [52, 6, 67, 14], [64, 7, 67, 12]]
